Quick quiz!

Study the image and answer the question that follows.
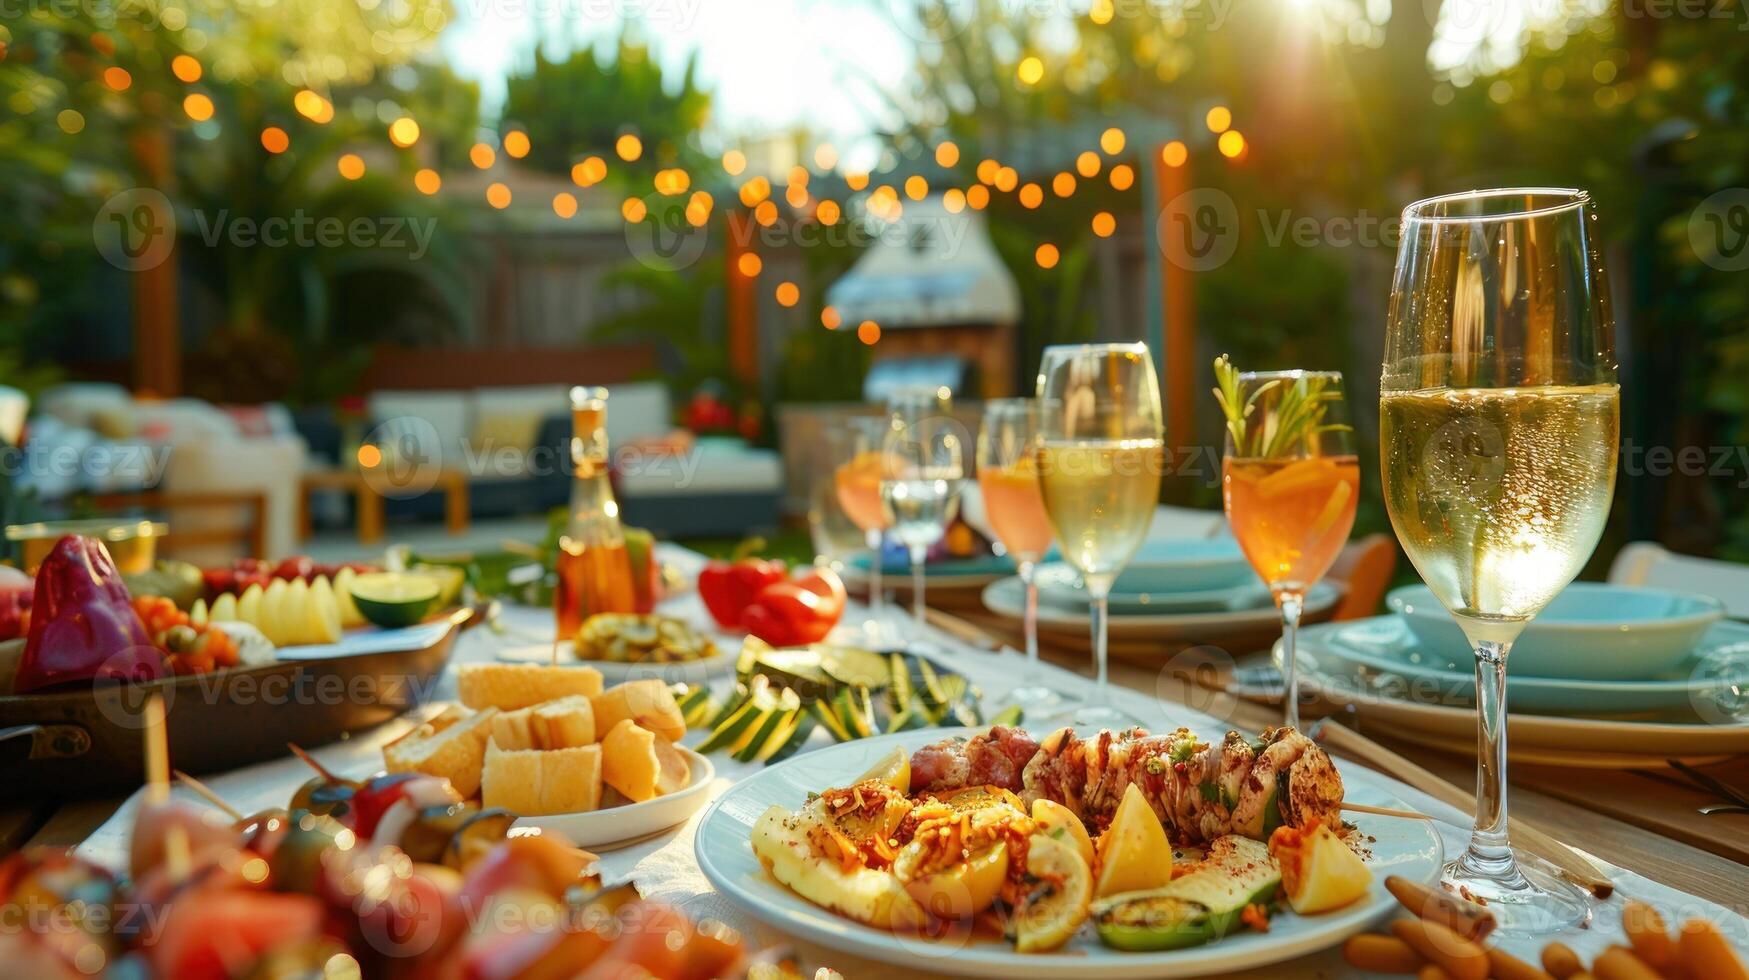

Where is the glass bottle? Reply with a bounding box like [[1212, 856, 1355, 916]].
[[554, 386, 637, 641]]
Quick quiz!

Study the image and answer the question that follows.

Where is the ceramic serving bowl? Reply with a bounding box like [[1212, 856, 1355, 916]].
[[1386, 582, 1724, 679]]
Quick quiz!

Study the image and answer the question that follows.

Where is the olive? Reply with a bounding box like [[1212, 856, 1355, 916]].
[[290, 774, 359, 818], [442, 807, 518, 871], [268, 812, 356, 894], [398, 803, 477, 865]]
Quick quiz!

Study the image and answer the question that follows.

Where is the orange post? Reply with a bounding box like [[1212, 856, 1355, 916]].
[[1155, 145, 1196, 477], [725, 211, 758, 387]]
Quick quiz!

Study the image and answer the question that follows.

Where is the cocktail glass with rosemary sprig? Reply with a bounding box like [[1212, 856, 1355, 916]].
[[1213, 356, 1358, 729]]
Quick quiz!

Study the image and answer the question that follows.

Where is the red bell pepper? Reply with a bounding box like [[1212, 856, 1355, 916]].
[[13, 535, 163, 693], [741, 567, 847, 647], [697, 541, 787, 629]]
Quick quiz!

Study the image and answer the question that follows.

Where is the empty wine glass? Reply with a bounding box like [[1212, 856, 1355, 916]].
[[883, 390, 965, 629]]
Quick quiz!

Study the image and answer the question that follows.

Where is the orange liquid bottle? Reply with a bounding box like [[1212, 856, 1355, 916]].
[[554, 387, 637, 641]]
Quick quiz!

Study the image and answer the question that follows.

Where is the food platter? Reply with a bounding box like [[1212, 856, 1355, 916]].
[[696, 727, 1443, 979], [514, 745, 717, 847]]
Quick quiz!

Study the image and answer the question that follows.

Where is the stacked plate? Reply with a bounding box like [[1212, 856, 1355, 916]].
[[1286, 583, 1749, 766], [982, 538, 1342, 655]]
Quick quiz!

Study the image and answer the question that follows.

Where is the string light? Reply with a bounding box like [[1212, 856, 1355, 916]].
[[1161, 141, 1188, 167], [994, 167, 1018, 192], [655, 168, 691, 195], [788, 165, 811, 188], [814, 143, 838, 170], [615, 133, 642, 161], [622, 197, 646, 222], [1075, 151, 1100, 178], [786, 183, 809, 208], [737, 253, 763, 277], [816, 199, 841, 225], [935, 141, 960, 167], [739, 176, 771, 207], [1206, 106, 1232, 133], [183, 93, 214, 122], [293, 90, 332, 124], [1017, 56, 1044, 86], [775, 282, 800, 306], [504, 130, 530, 158], [1052, 172, 1076, 197], [57, 109, 84, 134], [686, 191, 713, 227], [1092, 212, 1116, 237], [1100, 127, 1126, 154], [722, 150, 746, 176], [905, 175, 928, 200], [338, 154, 365, 180], [572, 156, 606, 186], [943, 188, 966, 213], [1090, 0, 1115, 23], [1218, 130, 1246, 158], [1109, 164, 1134, 190], [486, 182, 511, 208], [1035, 243, 1060, 269], [388, 117, 419, 147], [469, 143, 495, 169], [552, 192, 577, 218], [976, 159, 1000, 184], [754, 200, 778, 226], [103, 66, 131, 91], [1019, 183, 1043, 209], [170, 54, 201, 83], [845, 172, 869, 191], [857, 320, 881, 344], [261, 126, 289, 153], [822, 306, 842, 330], [967, 185, 990, 209], [414, 168, 441, 194]]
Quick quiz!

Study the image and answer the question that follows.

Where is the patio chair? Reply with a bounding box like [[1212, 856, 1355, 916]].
[[1608, 542, 1749, 618]]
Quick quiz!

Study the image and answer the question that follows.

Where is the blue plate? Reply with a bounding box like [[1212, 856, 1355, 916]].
[[1037, 537, 1256, 606], [1387, 583, 1724, 680], [1296, 616, 1749, 717]]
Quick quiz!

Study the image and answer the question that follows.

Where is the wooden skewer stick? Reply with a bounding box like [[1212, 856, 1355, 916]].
[[1343, 801, 1436, 821], [174, 769, 243, 821], [286, 742, 341, 783], [143, 696, 191, 882]]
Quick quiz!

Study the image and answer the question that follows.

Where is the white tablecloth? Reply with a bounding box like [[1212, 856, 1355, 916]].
[[80, 548, 1749, 977]]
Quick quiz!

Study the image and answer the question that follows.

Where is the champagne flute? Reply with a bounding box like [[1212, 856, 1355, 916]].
[[833, 416, 896, 638], [1036, 343, 1164, 727], [882, 390, 964, 628], [1215, 363, 1359, 729], [1382, 188, 1619, 931], [976, 398, 1062, 710]]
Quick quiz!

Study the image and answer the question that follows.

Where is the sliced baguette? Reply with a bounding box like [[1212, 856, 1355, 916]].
[[383, 707, 497, 798], [481, 742, 603, 816], [457, 663, 603, 711], [490, 695, 596, 751], [600, 719, 690, 803], [590, 678, 685, 743]]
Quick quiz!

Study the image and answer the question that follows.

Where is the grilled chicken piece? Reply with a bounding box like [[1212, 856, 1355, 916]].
[[908, 725, 1039, 795]]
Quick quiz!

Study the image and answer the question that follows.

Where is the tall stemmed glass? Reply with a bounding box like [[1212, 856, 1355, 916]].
[[976, 398, 1061, 711], [882, 391, 964, 628], [1036, 343, 1164, 727], [1382, 188, 1619, 931], [833, 416, 897, 639], [1214, 362, 1359, 730]]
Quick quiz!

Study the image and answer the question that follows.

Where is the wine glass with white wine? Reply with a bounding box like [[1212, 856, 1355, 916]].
[[1382, 188, 1619, 931], [1036, 343, 1165, 727]]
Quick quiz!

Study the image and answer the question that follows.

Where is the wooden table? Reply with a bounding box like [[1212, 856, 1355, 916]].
[[299, 467, 470, 544], [8, 601, 1747, 914]]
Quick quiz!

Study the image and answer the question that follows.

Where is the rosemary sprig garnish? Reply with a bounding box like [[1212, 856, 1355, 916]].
[[1212, 355, 1352, 459]]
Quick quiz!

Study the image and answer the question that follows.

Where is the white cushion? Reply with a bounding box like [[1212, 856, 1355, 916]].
[[36, 383, 130, 429], [617, 440, 782, 497], [368, 390, 471, 469], [603, 382, 671, 446], [160, 435, 308, 564], [474, 385, 568, 421], [132, 399, 240, 444]]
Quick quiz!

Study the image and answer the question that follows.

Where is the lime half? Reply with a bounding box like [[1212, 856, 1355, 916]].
[[349, 572, 441, 628]]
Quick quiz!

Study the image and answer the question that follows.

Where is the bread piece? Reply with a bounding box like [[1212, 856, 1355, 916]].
[[600, 719, 691, 803], [491, 695, 596, 751], [457, 663, 603, 711], [590, 678, 685, 743], [481, 742, 603, 816], [383, 707, 497, 798]]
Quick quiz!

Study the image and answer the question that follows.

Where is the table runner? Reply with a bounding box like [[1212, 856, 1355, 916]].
[[79, 549, 1749, 977]]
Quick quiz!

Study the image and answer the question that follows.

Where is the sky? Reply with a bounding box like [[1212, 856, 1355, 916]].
[[439, 0, 917, 159]]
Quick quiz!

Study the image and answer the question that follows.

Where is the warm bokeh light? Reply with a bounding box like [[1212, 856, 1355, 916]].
[[57, 110, 84, 134], [1206, 105, 1232, 133], [655, 168, 691, 195], [170, 54, 201, 83], [388, 117, 420, 147], [816, 199, 841, 225], [103, 66, 132, 91], [814, 143, 838, 170], [1052, 172, 1076, 197], [1100, 127, 1126, 155], [183, 93, 214, 122], [1161, 140, 1188, 167], [904, 175, 927, 200], [737, 252, 763, 277], [1218, 130, 1246, 158], [259, 126, 289, 153], [689, 190, 714, 213], [1035, 243, 1060, 269], [775, 281, 800, 307], [966, 185, 990, 209], [356, 444, 382, 468], [622, 197, 646, 222], [293, 89, 333, 124], [935, 141, 960, 167], [686, 201, 710, 227], [739, 176, 771, 207], [821, 306, 842, 330], [1109, 164, 1135, 190], [994, 167, 1018, 192], [414, 168, 441, 194], [976, 159, 1000, 184], [1075, 151, 1101, 178], [1017, 56, 1044, 86], [722, 150, 746, 176], [754, 200, 778, 226], [486, 182, 511, 208], [1092, 212, 1116, 237], [1019, 183, 1043, 209], [942, 188, 966, 213], [470, 142, 495, 169], [552, 192, 577, 218], [572, 156, 607, 186], [615, 133, 642, 161], [845, 172, 869, 191], [1090, 0, 1115, 23], [786, 183, 810, 208], [788, 165, 810, 188], [503, 130, 531, 158], [857, 320, 881, 344]]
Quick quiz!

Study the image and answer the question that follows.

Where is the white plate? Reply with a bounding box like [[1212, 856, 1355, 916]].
[[495, 640, 738, 685], [515, 746, 716, 847], [695, 729, 1443, 979], [274, 619, 457, 661]]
